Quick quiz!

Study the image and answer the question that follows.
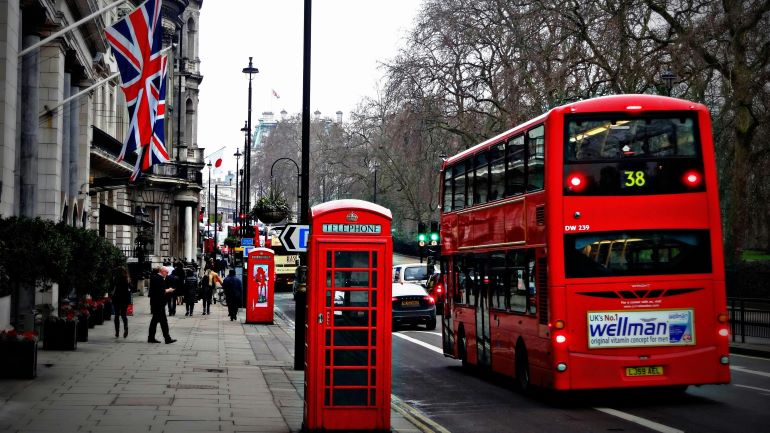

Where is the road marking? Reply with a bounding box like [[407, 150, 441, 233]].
[[391, 394, 452, 433], [734, 384, 770, 394], [405, 330, 442, 336], [594, 407, 684, 433], [731, 353, 770, 361], [393, 333, 443, 355], [730, 365, 770, 378]]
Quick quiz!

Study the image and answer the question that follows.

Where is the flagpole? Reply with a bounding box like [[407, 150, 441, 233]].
[[19, 0, 130, 57]]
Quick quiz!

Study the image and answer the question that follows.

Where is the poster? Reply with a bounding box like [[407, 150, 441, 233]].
[[587, 309, 695, 348]]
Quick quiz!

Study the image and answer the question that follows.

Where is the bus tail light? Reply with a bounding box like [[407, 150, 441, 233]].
[[717, 312, 728, 323], [435, 284, 444, 294], [551, 320, 566, 330], [555, 334, 567, 344], [718, 327, 729, 337], [683, 170, 702, 188], [567, 173, 587, 192]]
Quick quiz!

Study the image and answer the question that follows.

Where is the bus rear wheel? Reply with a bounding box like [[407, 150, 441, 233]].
[[515, 343, 530, 392]]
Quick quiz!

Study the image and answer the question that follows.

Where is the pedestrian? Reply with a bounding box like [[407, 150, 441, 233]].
[[222, 269, 242, 321], [166, 262, 184, 316], [183, 268, 198, 316], [111, 266, 132, 338], [148, 266, 177, 344], [200, 268, 221, 315]]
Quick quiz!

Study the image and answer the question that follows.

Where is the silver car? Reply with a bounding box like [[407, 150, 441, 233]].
[[391, 283, 437, 330]]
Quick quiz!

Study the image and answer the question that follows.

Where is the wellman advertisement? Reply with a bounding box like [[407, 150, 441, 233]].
[[587, 309, 695, 348]]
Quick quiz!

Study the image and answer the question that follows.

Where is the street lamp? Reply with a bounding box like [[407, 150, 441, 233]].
[[242, 58, 259, 232], [270, 157, 301, 222], [234, 148, 241, 233], [206, 161, 212, 246], [240, 120, 249, 236], [661, 70, 677, 96]]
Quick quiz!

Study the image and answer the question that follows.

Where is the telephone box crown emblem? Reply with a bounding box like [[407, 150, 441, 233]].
[[346, 212, 359, 222]]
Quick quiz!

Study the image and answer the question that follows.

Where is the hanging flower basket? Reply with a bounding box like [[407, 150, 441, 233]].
[[252, 190, 291, 224]]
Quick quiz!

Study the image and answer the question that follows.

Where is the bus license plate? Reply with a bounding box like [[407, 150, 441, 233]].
[[625, 366, 664, 377], [401, 300, 420, 307]]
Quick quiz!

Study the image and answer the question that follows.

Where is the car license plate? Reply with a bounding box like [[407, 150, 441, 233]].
[[401, 300, 420, 307], [625, 366, 664, 377]]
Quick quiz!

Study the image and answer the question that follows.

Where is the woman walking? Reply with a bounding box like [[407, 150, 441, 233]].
[[183, 268, 198, 316], [111, 266, 132, 338]]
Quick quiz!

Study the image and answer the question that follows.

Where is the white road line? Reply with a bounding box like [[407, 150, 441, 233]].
[[730, 365, 770, 378], [734, 384, 770, 394], [391, 394, 452, 433], [731, 353, 770, 361], [393, 332, 444, 355], [594, 407, 684, 433], [405, 330, 442, 336]]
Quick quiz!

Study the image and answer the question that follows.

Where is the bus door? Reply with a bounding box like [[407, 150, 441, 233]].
[[441, 257, 454, 355], [474, 256, 492, 369]]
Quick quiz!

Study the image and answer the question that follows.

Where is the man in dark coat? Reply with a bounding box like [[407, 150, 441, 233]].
[[148, 266, 176, 344], [222, 269, 242, 321]]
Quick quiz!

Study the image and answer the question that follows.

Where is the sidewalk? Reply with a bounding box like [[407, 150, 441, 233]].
[[0, 295, 422, 433], [730, 336, 770, 358]]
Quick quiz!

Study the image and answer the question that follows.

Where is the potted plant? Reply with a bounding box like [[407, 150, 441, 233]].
[[76, 307, 89, 342], [0, 328, 38, 379], [42, 311, 77, 351], [251, 189, 291, 224]]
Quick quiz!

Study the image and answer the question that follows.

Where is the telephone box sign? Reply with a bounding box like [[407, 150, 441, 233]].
[[322, 223, 382, 234]]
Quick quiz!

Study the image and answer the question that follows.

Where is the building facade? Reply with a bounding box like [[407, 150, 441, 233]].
[[0, 0, 204, 328]]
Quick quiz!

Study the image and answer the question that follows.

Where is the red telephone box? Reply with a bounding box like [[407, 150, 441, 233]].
[[304, 199, 393, 432], [246, 248, 275, 324]]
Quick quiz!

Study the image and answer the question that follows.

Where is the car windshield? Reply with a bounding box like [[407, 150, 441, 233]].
[[404, 266, 429, 281]]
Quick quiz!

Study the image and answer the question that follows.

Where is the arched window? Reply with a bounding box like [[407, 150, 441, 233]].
[[186, 18, 196, 59], [185, 98, 195, 147]]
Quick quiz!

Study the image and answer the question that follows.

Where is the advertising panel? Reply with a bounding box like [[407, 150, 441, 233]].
[[587, 309, 695, 348]]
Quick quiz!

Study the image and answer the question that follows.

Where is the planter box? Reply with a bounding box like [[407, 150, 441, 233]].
[[0, 339, 38, 379], [77, 316, 89, 342], [255, 209, 288, 224], [103, 302, 113, 321], [94, 305, 104, 325], [43, 320, 77, 351]]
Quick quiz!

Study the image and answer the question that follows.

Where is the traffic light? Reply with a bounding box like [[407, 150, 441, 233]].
[[417, 232, 427, 247], [429, 231, 439, 246], [429, 221, 439, 246]]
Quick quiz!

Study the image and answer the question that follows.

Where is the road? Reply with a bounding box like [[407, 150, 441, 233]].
[[275, 293, 770, 432]]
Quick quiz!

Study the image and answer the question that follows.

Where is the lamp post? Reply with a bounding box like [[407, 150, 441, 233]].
[[661, 70, 676, 96], [242, 58, 259, 232], [270, 157, 301, 222], [234, 148, 241, 233], [240, 121, 249, 236], [206, 161, 212, 251]]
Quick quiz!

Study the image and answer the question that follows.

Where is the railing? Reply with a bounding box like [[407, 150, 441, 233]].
[[728, 297, 770, 342], [148, 163, 203, 185]]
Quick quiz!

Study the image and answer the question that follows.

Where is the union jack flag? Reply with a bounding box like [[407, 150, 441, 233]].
[[105, 0, 169, 180]]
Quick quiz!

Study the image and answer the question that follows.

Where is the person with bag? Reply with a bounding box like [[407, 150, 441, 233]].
[[200, 269, 216, 315], [111, 266, 132, 338], [222, 269, 242, 321], [183, 268, 198, 316]]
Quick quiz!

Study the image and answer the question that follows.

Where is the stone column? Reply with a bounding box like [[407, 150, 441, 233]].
[[0, 0, 20, 217], [37, 42, 64, 220], [61, 72, 71, 221], [19, 34, 39, 217], [69, 81, 79, 224], [185, 205, 193, 261]]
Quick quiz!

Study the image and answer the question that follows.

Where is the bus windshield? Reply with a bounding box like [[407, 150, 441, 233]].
[[566, 115, 698, 161], [564, 230, 711, 278]]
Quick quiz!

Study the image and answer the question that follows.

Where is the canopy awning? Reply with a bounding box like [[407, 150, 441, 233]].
[[98, 203, 152, 237]]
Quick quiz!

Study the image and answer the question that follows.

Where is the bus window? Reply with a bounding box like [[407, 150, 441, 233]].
[[564, 229, 712, 278], [474, 152, 489, 205], [489, 253, 507, 310], [527, 125, 545, 191], [489, 143, 505, 201], [443, 170, 452, 212], [506, 135, 525, 197], [452, 163, 466, 211]]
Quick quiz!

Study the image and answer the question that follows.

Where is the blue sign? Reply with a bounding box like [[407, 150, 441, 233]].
[[241, 238, 254, 247], [298, 227, 309, 249]]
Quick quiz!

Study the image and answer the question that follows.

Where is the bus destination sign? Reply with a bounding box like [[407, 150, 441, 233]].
[[322, 224, 382, 234]]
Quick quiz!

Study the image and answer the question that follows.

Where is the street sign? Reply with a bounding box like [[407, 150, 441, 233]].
[[279, 224, 310, 252], [241, 238, 254, 247]]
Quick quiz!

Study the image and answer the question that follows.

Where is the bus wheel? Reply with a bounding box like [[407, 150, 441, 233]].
[[515, 343, 530, 392], [426, 318, 437, 330]]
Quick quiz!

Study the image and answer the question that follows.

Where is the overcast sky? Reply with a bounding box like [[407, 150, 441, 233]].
[[197, 0, 422, 174]]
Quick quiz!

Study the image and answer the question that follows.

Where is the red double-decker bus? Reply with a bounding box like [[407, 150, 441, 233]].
[[439, 94, 730, 391]]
